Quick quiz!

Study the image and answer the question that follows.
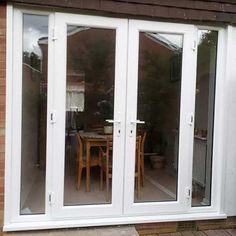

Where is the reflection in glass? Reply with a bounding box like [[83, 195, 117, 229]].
[[64, 26, 116, 206], [20, 14, 48, 215], [192, 30, 218, 207], [134, 32, 183, 203]]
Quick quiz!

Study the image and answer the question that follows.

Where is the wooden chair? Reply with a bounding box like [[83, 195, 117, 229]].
[[135, 135, 142, 199], [140, 132, 147, 186], [76, 132, 101, 190], [99, 136, 142, 201], [99, 137, 113, 202]]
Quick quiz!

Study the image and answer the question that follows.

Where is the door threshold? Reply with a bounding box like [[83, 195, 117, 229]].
[[4, 212, 227, 232]]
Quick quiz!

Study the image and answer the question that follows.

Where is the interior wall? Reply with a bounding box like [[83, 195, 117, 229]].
[[224, 26, 236, 216]]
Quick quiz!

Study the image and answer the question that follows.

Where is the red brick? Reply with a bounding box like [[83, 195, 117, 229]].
[[0, 121, 4, 129], [0, 35, 5, 43], [0, 20, 6, 29], [0, 104, 5, 112], [0, 144, 5, 153], [0, 51, 6, 60], [0, 76, 5, 85], [0, 29, 5, 36], [0, 203, 4, 212], [0, 112, 5, 120], [0, 137, 4, 144], [0, 85, 5, 95], [0, 160, 3, 169], [0, 62, 5, 70], [0, 185, 3, 192], [0, 177, 4, 188], [0, 194, 4, 203], [0, 9, 6, 19], [0, 42, 6, 53], [0, 96, 6, 105], [0, 154, 4, 160]]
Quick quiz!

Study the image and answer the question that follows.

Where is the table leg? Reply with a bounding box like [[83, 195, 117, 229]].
[[86, 142, 90, 192]]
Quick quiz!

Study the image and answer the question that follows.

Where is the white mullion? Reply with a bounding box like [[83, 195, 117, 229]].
[[45, 12, 56, 219], [212, 28, 227, 213], [11, 8, 23, 221], [4, 3, 14, 226]]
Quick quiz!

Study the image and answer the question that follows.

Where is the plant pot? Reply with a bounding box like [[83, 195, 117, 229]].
[[150, 155, 165, 169], [104, 125, 113, 134]]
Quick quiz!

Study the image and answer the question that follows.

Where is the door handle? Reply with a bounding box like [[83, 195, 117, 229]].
[[105, 119, 121, 124], [106, 119, 122, 137], [130, 119, 145, 125], [129, 120, 145, 137]]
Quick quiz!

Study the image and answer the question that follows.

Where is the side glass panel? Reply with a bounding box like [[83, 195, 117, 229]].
[[20, 14, 48, 215], [192, 30, 218, 207], [134, 32, 183, 202], [64, 26, 116, 205]]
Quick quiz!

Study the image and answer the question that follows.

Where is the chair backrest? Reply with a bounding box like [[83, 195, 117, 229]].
[[76, 132, 83, 162], [103, 137, 113, 175], [141, 132, 147, 153], [135, 135, 142, 170], [105, 137, 113, 160]]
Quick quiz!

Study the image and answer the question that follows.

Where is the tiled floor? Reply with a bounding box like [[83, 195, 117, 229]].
[[22, 160, 178, 213]]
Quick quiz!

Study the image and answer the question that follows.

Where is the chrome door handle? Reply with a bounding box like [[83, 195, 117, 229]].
[[130, 119, 145, 125], [106, 119, 122, 137], [129, 119, 145, 137], [106, 119, 121, 124]]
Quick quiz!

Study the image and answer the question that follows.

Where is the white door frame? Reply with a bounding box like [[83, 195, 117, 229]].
[[51, 13, 128, 218], [4, 6, 227, 231], [124, 19, 197, 215], [5, 8, 55, 224]]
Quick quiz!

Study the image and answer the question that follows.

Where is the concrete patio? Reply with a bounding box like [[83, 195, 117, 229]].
[[1, 227, 236, 236]]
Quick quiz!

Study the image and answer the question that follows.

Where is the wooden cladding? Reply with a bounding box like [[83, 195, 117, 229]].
[[7, 0, 236, 24]]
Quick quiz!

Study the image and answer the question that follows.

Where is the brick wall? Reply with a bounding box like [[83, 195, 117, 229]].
[[136, 217, 236, 235], [0, 2, 6, 227], [8, 0, 236, 25]]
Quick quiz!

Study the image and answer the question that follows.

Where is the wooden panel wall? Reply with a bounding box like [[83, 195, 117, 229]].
[[7, 0, 236, 24]]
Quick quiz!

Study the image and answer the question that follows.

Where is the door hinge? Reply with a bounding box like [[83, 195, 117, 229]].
[[50, 110, 56, 124], [51, 27, 58, 41], [188, 113, 194, 126], [192, 40, 197, 51], [185, 187, 191, 199], [49, 192, 55, 205]]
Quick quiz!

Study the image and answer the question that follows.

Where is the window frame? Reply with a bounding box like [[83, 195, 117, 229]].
[[4, 5, 227, 231]]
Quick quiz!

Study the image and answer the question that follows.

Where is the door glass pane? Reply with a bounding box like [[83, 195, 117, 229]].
[[192, 30, 218, 207], [20, 14, 48, 215], [134, 32, 183, 203], [64, 26, 116, 205]]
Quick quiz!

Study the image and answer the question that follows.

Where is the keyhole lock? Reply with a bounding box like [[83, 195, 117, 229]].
[[117, 129, 121, 137]]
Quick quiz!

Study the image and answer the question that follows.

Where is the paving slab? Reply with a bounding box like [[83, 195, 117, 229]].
[[2, 226, 138, 236]]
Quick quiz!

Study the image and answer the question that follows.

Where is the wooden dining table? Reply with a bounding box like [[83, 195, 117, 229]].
[[79, 131, 112, 192]]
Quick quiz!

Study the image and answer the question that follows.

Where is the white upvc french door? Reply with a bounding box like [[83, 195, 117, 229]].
[[51, 13, 128, 218], [47, 14, 197, 219], [124, 20, 197, 215], [6, 8, 225, 230]]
